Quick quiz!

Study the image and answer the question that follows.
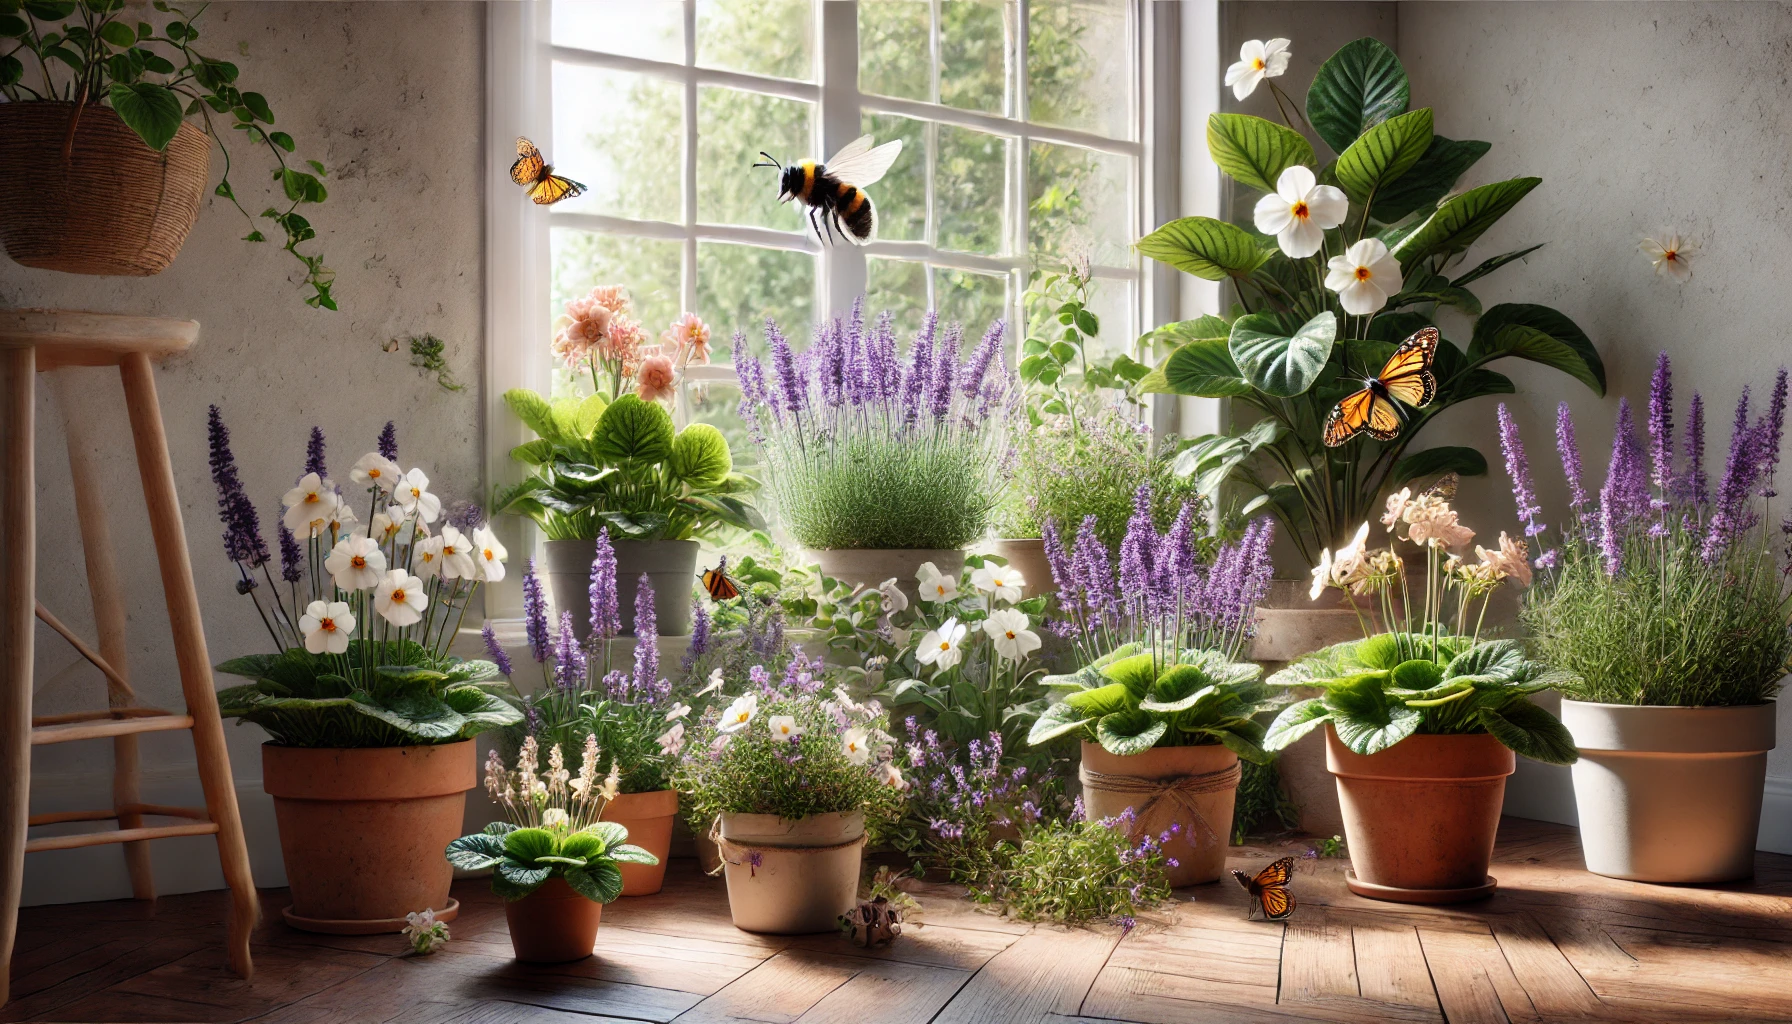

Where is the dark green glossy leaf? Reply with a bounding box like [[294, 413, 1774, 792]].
[[1393, 177, 1541, 269], [1096, 710, 1168, 756], [1137, 217, 1272, 281], [1230, 311, 1336, 397], [1468, 304, 1605, 395], [1391, 446, 1487, 486], [107, 80, 182, 150], [1306, 37, 1410, 154], [1206, 112, 1315, 194], [1138, 338, 1251, 398], [1264, 698, 1331, 751], [444, 832, 505, 871], [1370, 135, 1490, 222], [1335, 107, 1433, 204], [1451, 243, 1543, 288], [1477, 700, 1578, 765]]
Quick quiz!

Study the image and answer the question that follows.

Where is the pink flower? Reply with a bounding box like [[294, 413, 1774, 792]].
[[585, 285, 632, 316], [600, 315, 647, 375], [554, 296, 613, 369], [664, 313, 711, 365], [636, 353, 676, 402]]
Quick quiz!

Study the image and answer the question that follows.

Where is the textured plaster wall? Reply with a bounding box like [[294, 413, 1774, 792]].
[[0, 1, 486, 903]]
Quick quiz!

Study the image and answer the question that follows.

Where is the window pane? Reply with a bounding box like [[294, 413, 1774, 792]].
[[860, 113, 925, 242], [551, 229, 683, 396], [1027, 0, 1131, 138], [552, 64, 683, 223], [1028, 140, 1132, 266], [867, 257, 930, 337], [858, 0, 931, 100], [698, 87, 812, 231], [697, 242, 815, 344], [696, 0, 814, 81], [553, 1, 684, 64], [940, 0, 1012, 115], [934, 267, 1008, 337], [936, 125, 1009, 255], [1079, 275, 1134, 365], [686, 380, 758, 471]]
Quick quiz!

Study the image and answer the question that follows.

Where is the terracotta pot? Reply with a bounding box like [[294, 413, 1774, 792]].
[[981, 539, 1054, 599], [1080, 740, 1239, 886], [604, 789, 678, 896], [718, 811, 865, 934], [263, 741, 475, 933], [1564, 700, 1776, 882], [1326, 726, 1512, 904], [504, 877, 603, 962], [545, 537, 697, 639], [1249, 580, 1380, 664], [807, 548, 965, 606]]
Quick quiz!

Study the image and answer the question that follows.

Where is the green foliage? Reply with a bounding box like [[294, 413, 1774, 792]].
[[1230, 756, 1299, 844], [1228, 311, 1337, 398], [976, 814, 1173, 925], [1031, 648, 1283, 759], [1206, 113, 1314, 194], [215, 642, 519, 747], [1135, 217, 1271, 282], [402, 335, 464, 393], [1, 0, 335, 309], [1305, 36, 1411, 155], [446, 819, 655, 904]]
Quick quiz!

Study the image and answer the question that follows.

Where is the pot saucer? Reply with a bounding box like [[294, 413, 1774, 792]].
[[1345, 871, 1496, 905], [283, 896, 460, 935]]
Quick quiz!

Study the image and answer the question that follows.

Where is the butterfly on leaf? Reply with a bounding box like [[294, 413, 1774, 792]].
[[1322, 326, 1440, 447], [700, 564, 741, 602], [510, 137, 586, 206], [1233, 856, 1296, 921]]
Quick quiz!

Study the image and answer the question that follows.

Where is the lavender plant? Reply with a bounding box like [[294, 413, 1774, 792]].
[[892, 724, 1059, 885], [735, 304, 1018, 550], [1516, 355, 1792, 707], [979, 804, 1175, 926]]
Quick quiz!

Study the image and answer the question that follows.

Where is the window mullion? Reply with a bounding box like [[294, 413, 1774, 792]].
[[820, 0, 865, 317], [682, 0, 698, 317]]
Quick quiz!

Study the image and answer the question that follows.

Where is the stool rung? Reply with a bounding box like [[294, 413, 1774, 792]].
[[31, 714, 193, 745], [25, 822, 219, 854], [29, 803, 210, 827], [32, 707, 174, 727]]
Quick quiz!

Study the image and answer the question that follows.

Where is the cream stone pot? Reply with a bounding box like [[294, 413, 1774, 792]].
[[1079, 741, 1240, 886], [1563, 700, 1776, 883], [981, 539, 1053, 598], [544, 537, 697, 639], [808, 548, 964, 606], [717, 811, 865, 934]]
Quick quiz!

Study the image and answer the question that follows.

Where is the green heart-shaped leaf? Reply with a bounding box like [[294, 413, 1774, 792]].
[[1335, 108, 1433, 203], [1467, 304, 1605, 395], [1229, 311, 1337, 397]]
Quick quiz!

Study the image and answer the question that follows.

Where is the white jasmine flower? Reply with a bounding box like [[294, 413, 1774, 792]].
[[354, 509, 402, 546], [916, 617, 967, 675], [350, 453, 402, 493], [971, 564, 1026, 604], [665, 702, 691, 722], [324, 535, 387, 592], [1225, 37, 1291, 100], [1641, 235, 1696, 281], [879, 762, 909, 790], [1325, 238, 1405, 316], [767, 715, 804, 741], [841, 727, 871, 765], [282, 473, 338, 537], [877, 577, 909, 614], [916, 561, 958, 603], [1254, 165, 1348, 259], [394, 468, 442, 524], [982, 607, 1041, 662], [325, 501, 357, 538], [472, 525, 508, 582], [657, 722, 686, 756], [717, 692, 758, 734], [412, 535, 444, 579], [434, 525, 478, 581], [374, 568, 429, 627], [298, 600, 355, 655]]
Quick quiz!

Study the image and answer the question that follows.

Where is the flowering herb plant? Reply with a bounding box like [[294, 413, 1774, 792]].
[[736, 304, 1018, 550], [1263, 489, 1576, 763], [1028, 490, 1281, 758], [1515, 355, 1792, 707], [1137, 35, 1604, 564], [978, 803, 1174, 926], [495, 287, 761, 542], [1016, 257, 1152, 427], [445, 736, 658, 904], [892, 725, 1059, 885], [206, 414, 520, 747]]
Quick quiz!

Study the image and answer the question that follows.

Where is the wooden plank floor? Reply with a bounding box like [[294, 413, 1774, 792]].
[[7, 818, 1792, 1024]]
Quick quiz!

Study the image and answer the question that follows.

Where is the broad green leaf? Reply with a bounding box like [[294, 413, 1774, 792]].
[[98, 19, 136, 46], [1468, 304, 1606, 395], [1142, 314, 1231, 351], [1139, 683, 1216, 715], [1138, 339, 1251, 398], [214, 654, 280, 679], [1214, 728, 1273, 765], [1206, 113, 1315, 194], [495, 858, 553, 891], [564, 861, 624, 903], [353, 694, 465, 740], [583, 821, 629, 853], [1063, 682, 1133, 718], [1264, 698, 1332, 751], [593, 394, 675, 464], [1325, 676, 1422, 754], [1391, 446, 1487, 486], [444, 832, 506, 870], [1096, 710, 1168, 756], [1229, 311, 1337, 397], [1443, 640, 1529, 685], [1137, 217, 1272, 281], [1098, 652, 1159, 698], [1370, 135, 1490, 222], [107, 81, 183, 151], [1477, 700, 1578, 765], [670, 423, 732, 488], [1389, 659, 1444, 691], [1393, 178, 1541, 269], [558, 830, 605, 861], [1451, 243, 1544, 288], [509, 438, 555, 466], [503, 388, 562, 442], [1306, 37, 1410, 154], [609, 843, 660, 866], [574, 393, 608, 438], [1335, 108, 1433, 203], [504, 827, 559, 864], [1365, 313, 1433, 344], [490, 866, 541, 901], [1029, 702, 1091, 746]]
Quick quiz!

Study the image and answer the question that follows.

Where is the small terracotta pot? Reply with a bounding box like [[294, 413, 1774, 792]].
[[807, 548, 965, 606], [1326, 726, 1513, 904], [719, 811, 865, 934], [981, 539, 1053, 598], [1080, 740, 1239, 886], [1564, 700, 1776, 882], [505, 877, 603, 962], [544, 537, 698, 639], [263, 742, 475, 933], [604, 789, 679, 896]]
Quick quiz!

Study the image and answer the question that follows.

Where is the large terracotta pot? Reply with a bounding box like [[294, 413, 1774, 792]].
[[981, 539, 1054, 598], [544, 537, 698, 640], [1563, 700, 1776, 882], [718, 811, 865, 934], [605, 789, 679, 895], [808, 548, 964, 606], [1080, 741, 1239, 886], [1326, 726, 1512, 904], [504, 877, 603, 962], [263, 741, 475, 933]]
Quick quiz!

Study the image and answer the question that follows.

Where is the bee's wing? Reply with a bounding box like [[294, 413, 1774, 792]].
[[824, 133, 875, 168], [826, 139, 903, 188]]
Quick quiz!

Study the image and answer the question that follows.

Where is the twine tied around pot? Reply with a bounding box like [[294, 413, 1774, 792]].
[[706, 816, 868, 878], [1077, 761, 1242, 847]]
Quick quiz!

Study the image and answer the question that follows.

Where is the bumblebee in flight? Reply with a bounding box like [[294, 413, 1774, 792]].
[[755, 135, 903, 246]]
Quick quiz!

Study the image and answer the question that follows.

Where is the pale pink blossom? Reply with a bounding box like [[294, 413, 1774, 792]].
[[663, 313, 712, 365], [636, 353, 677, 402]]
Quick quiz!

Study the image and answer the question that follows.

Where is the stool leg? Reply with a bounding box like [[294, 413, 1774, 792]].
[[0, 347, 36, 1006], [119, 354, 256, 980], [51, 372, 153, 902]]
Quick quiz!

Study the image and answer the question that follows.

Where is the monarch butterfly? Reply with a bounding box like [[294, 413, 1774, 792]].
[[1233, 856, 1296, 921], [700, 564, 740, 602], [510, 137, 586, 206], [1322, 326, 1440, 447]]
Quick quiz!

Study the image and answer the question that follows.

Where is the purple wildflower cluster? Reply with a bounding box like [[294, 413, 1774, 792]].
[[522, 558, 549, 663], [901, 722, 1048, 882], [480, 622, 514, 676], [1100, 807, 1182, 874], [588, 528, 620, 640], [514, 556, 669, 704], [206, 405, 270, 568], [377, 420, 398, 460], [304, 426, 327, 479]]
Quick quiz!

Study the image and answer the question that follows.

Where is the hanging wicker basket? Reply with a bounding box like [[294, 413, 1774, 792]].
[[0, 101, 210, 277]]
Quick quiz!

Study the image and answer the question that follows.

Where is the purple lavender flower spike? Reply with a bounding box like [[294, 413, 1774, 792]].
[[553, 610, 586, 690], [589, 528, 620, 640], [1705, 388, 1765, 560], [1647, 352, 1674, 501], [377, 421, 398, 460], [304, 426, 327, 479], [206, 406, 270, 567], [1758, 367, 1787, 498], [523, 559, 549, 663], [1497, 404, 1546, 537], [278, 525, 303, 584], [1118, 484, 1156, 614], [928, 321, 961, 419], [1598, 398, 1648, 573], [632, 572, 659, 695], [1680, 392, 1708, 508], [1075, 515, 1118, 626], [481, 622, 514, 677], [1041, 517, 1078, 610], [767, 318, 805, 419], [1556, 402, 1590, 527]]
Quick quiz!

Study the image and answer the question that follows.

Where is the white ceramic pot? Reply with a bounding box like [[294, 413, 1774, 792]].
[[718, 811, 865, 934], [807, 548, 964, 605], [544, 537, 698, 639], [1563, 700, 1776, 883]]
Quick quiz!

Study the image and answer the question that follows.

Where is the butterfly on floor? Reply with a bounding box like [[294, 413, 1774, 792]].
[[699, 564, 741, 602], [510, 137, 586, 206], [1233, 856, 1297, 921], [1322, 326, 1440, 447]]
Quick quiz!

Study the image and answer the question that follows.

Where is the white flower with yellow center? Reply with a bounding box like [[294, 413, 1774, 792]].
[[971, 565, 1026, 604], [472, 525, 508, 582], [374, 568, 429, 627], [1325, 238, 1405, 315], [916, 617, 967, 675], [394, 467, 442, 524], [982, 607, 1041, 662], [350, 452, 402, 493], [1225, 37, 1291, 100], [1254, 165, 1347, 259], [299, 600, 355, 655], [717, 692, 758, 734], [915, 561, 958, 603], [1641, 235, 1696, 281], [412, 534, 444, 579], [768, 715, 804, 741], [282, 472, 338, 537], [841, 728, 871, 766], [323, 535, 387, 592], [435, 525, 478, 581]]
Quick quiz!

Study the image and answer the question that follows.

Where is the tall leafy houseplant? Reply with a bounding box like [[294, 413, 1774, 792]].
[[1137, 36, 1605, 563], [1, 0, 334, 307]]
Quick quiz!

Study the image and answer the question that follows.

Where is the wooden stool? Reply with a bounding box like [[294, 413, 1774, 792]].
[[0, 310, 257, 1004]]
